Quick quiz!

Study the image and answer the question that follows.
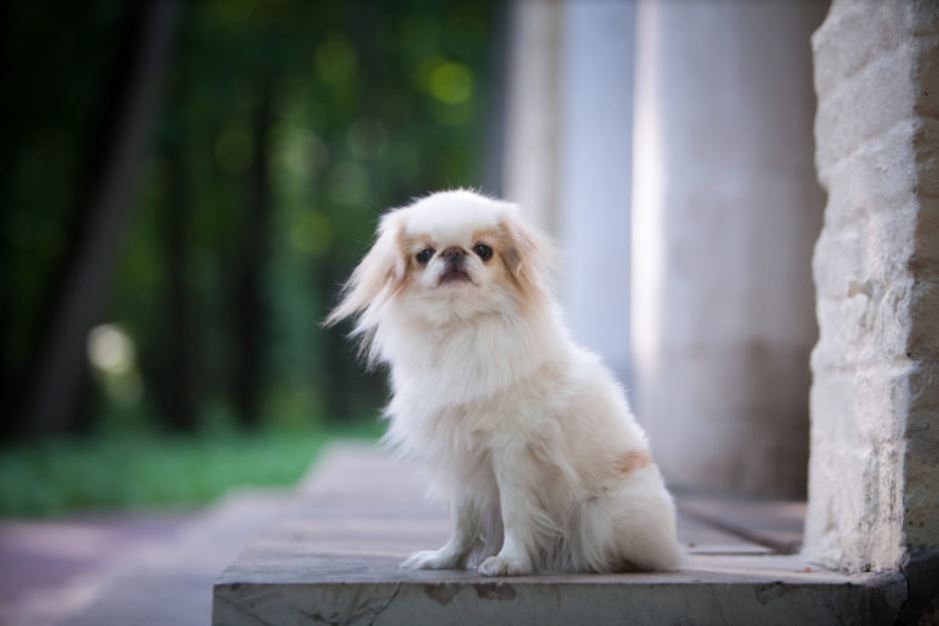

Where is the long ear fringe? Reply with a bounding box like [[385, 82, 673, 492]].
[[500, 213, 557, 298], [322, 211, 405, 366]]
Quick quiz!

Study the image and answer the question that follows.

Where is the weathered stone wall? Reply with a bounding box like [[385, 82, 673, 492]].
[[805, 0, 939, 572], [631, 0, 827, 498]]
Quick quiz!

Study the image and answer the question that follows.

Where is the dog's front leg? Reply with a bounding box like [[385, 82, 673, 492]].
[[401, 493, 479, 570], [478, 445, 537, 576]]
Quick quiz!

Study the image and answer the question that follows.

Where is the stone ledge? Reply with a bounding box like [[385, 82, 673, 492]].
[[212, 444, 909, 626], [214, 570, 904, 626]]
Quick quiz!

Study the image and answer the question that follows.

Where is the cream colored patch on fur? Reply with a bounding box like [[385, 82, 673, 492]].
[[400, 231, 435, 253], [616, 450, 651, 474], [471, 227, 500, 245]]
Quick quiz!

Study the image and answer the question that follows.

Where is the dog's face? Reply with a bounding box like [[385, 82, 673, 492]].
[[398, 195, 528, 312], [327, 190, 549, 329]]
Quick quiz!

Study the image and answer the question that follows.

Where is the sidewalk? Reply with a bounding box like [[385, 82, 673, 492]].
[[0, 511, 193, 626]]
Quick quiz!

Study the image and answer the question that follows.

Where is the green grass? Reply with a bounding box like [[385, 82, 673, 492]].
[[0, 420, 383, 518]]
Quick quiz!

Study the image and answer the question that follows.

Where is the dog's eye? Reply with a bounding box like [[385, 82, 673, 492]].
[[416, 248, 435, 265], [473, 243, 493, 261]]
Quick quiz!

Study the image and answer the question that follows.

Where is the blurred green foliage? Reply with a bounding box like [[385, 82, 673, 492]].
[[0, 0, 500, 439], [0, 420, 383, 516]]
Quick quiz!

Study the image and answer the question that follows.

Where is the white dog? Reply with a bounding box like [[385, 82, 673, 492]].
[[326, 190, 682, 575]]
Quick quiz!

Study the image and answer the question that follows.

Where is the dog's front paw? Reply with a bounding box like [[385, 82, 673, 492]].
[[400, 549, 461, 570], [478, 555, 531, 577]]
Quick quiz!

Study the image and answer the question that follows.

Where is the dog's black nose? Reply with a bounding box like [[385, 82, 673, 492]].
[[441, 247, 466, 262]]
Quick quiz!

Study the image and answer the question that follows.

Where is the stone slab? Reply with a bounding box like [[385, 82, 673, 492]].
[[678, 495, 806, 554], [214, 443, 907, 625]]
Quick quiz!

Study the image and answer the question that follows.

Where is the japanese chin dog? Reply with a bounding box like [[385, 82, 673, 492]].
[[326, 190, 682, 575]]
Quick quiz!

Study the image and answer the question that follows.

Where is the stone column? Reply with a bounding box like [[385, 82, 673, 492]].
[[503, 0, 563, 236], [805, 0, 939, 572], [556, 1, 636, 382], [503, 0, 635, 382], [631, 1, 827, 497]]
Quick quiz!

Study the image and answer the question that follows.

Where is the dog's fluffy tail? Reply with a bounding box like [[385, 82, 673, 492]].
[[573, 465, 684, 572]]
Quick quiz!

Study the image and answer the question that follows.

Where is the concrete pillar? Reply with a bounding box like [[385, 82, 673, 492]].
[[631, 1, 827, 498], [504, 0, 635, 382], [556, 1, 635, 382], [805, 0, 939, 572], [503, 0, 563, 236]]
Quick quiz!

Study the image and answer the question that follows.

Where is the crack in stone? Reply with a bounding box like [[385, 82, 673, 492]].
[[293, 585, 403, 626], [897, 561, 913, 624], [895, 551, 939, 625], [216, 592, 279, 626], [366, 583, 402, 626]]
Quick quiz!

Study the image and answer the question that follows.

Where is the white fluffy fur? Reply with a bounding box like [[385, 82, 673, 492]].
[[327, 190, 682, 575]]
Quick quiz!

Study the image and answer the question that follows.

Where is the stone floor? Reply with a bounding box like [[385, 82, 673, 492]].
[[214, 444, 907, 626]]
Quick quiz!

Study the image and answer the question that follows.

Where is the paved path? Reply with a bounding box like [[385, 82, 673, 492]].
[[0, 511, 193, 626], [2, 490, 293, 626]]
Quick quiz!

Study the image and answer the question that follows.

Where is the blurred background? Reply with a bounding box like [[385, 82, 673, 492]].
[[0, 0, 834, 509], [1, 0, 835, 621], [0, 0, 504, 517]]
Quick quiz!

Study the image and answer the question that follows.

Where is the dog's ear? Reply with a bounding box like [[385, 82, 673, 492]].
[[499, 213, 554, 297], [324, 209, 407, 327]]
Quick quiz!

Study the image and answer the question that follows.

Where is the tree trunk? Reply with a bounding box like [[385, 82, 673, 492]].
[[22, 0, 179, 437], [162, 137, 197, 432], [233, 84, 274, 430]]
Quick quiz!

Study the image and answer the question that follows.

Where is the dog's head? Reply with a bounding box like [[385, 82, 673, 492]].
[[325, 190, 552, 338]]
